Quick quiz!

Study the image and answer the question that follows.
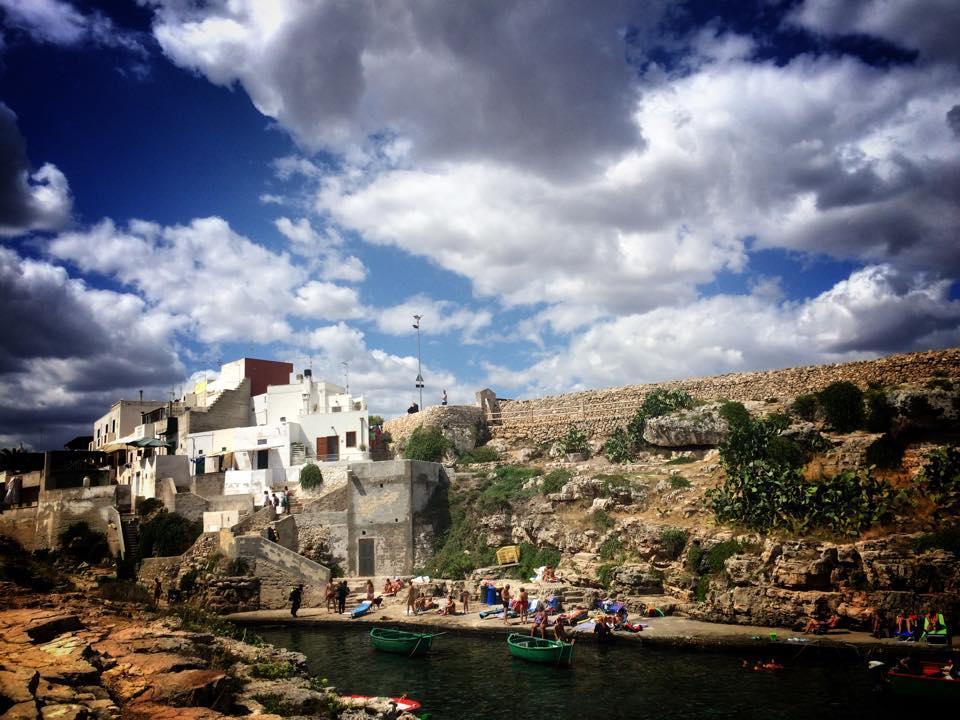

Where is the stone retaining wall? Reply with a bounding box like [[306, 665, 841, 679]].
[[383, 405, 486, 453], [491, 348, 960, 447]]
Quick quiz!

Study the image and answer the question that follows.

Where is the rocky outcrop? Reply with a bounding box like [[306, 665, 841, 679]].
[[643, 404, 728, 447], [384, 406, 487, 455], [0, 582, 414, 720]]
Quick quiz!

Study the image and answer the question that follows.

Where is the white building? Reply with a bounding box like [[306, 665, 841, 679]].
[[189, 369, 370, 504]]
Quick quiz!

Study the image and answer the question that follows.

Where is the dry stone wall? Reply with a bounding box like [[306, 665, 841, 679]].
[[491, 348, 960, 447], [383, 405, 486, 453]]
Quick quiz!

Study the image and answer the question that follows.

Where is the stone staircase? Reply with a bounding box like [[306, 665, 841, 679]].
[[120, 515, 140, 560], [290, 444, 307, 466]]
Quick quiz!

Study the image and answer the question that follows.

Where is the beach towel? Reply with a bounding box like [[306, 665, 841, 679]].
[[572, 620, 596, 634], [528, 599, 540, 613], [479, 608, 518, 620], [350, 601, 373, 619], [545, 596, 561, 613]]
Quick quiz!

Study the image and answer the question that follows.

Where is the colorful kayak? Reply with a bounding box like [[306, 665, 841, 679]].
[[887, 661, 960, 700], [343, 695, 422, 712], [506, 633, 574, 665], [369, 627, 434, 656], [350, 600, 373, 619]]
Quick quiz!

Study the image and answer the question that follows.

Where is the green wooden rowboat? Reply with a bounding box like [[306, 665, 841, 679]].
[[506, 633, 574, 665], [369, 627, 435, 656]]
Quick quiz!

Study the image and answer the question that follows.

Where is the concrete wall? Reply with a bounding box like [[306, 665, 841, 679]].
[[177, 378, 252, 452], [0, 505, 40, 549], [34, 485, 118, 549], [203, 510, 239, 533], [270, 514, 298, 551], [206, 494, 253, 515], [224, 533, 331, 610], [192, 472, 225, 497], [173, 491, 210, 522]]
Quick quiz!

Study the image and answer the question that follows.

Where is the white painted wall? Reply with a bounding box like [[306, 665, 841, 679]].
[[203, 509, 239, 532]]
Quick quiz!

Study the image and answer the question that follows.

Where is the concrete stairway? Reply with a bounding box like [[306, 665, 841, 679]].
[[120, 515, 140, 560]]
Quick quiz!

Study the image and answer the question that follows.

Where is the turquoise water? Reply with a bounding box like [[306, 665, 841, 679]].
[[257, 625, 905, 720]]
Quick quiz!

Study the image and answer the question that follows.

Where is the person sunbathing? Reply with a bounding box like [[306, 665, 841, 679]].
[[803, 614, 839, 634], [543, 565, 558, 582], [439, 595, 457, 616]]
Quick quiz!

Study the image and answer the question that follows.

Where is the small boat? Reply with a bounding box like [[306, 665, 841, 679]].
[[369, 627, 435, 656], [506, 633, 574, 665], [887, 661, 960, 700], [350, 600, 373, 619], [342, 695, 422, 712]]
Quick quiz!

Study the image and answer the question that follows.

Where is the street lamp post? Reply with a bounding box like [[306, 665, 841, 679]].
[[413, 314, 424, 409]]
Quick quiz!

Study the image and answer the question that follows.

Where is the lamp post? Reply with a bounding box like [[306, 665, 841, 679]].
[[413, 314, 424, 409]]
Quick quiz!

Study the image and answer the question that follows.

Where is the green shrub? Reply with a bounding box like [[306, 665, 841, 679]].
[[299, 463, 323, 490], [368, 415, 384, 427], [694, 575, 711, 602], [0, 536, 59, 591], [925, 378, 954, 391], [166, 606, 259, 643], [686, 545, 704, 573], [665, 455, 696, 466], [592, 509, 615, 530], [540, 469, 572, 494], [918, 446, 960, 511], [596, 563, 617, 588], [626, 389, 697, 448], [458, 445, 501, 464], [251, 660, 297, 679], [560, 426, 589, 455], [179, 569, 199, 594], [659, 528, 688, 559], [595, 473, 631, 495], [719, 401, 752, 429], [865, 388, 896, 432], [138, 511, 202, 560], [789, 394, 818, 422], [704, 540, 743, 574], [421, 500, 497, 579], [603, 427, 633, 463], [475, 465, 543, 512], [58, 522, 110, 565], [136, 497, 164, 517], [914, 526, 960, 555], [865, 434, 904, 469], [668, 475, 691, 489], [817, 381, 864, 432], [598, 536, 625, 562], [404, 425, 451, 462]]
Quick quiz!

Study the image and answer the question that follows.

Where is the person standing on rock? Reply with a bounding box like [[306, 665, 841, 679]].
[[336, 580, 349, 614], [153, 577, 162, 606], [289, 584, 304, 617], [441, 390, 447, 406], [406, 581, 418, 615]]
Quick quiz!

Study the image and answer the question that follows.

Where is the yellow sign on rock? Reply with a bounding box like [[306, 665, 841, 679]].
[[496, 545, 520, 565]]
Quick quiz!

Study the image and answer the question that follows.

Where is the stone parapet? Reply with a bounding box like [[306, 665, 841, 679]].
[[491, 348, 960, 447]]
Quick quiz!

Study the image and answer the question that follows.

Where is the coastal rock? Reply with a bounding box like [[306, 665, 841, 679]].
[[642, 404, 728, 447], [24, 614, 84, 644], [0, 667, 39, 705], [39, 704, 88, 720], [2, 701, 40, 720], [609, 564, 664, 594]]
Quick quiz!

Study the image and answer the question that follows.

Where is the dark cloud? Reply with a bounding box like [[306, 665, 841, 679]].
[[0, 103, 71, 236], [948, 105, 960, 138], [0, 247, 183, 450]]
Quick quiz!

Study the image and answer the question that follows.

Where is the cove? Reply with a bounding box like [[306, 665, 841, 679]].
[[257, 625, 911, 720]]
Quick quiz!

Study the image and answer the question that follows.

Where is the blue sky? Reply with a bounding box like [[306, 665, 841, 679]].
[[1, 0, 959, 448]]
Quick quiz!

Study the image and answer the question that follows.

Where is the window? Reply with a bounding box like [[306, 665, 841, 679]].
[[346, 431, 356, 448]]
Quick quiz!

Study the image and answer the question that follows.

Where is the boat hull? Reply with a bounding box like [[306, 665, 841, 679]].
[[506, 633, 574, 665], [370, 628, 434, 656], [888, 672, 960, 700]]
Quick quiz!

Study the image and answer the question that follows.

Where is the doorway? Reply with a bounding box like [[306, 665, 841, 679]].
[[358, 538, 375, 576]]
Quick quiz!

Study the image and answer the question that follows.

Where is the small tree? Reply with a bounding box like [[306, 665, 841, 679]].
[[561, 426, 589, 455], [817, 381, 864, 432], [299, 463, 323, 490]]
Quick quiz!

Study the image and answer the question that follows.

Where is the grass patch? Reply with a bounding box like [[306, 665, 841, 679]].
[[458, 445, 501, 464], [404, 425, 451, 462], [659, 528, 689, 559], [540, 469, 572, 494], [167, 606, 263, 645], [665, 456, 696, 466], [694, 575, 711, 602], [598, 536, 625, 562], [704, 540, 743, 574], [592, 509, 615, 530], [251, 660, 297, 679], [668, 475, 691, 489], [596, 563, 618, 588], [476, 465, 543, 512], [595, 473, 632, 495]]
